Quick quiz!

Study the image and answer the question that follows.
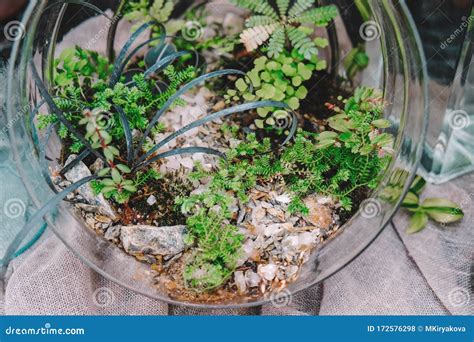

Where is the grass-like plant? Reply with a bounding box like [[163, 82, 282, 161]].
[[230, 0, 338, 59], [31, 14, 295, 204]]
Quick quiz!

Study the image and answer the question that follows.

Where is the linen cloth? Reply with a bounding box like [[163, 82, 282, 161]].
[[1, 3, 473, 316]]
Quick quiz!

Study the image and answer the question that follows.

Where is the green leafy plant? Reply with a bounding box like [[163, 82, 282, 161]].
[[230, 0, 338, 59], [176, 135, 275, 291], [225, 49, 325, 127], [124, 0, 174, 32], [343, 44, 369, 81], [280, 87, 393, 212], [383, 172, 464, 233], [177, 87, 393, 290]]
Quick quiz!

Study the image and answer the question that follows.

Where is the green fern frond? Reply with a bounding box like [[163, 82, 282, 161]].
[[267, 26, 286, 58], [288, 0, 316, 18], [240, 24, 278, 52], [276, 0, 290, 17], [287, 27, 318, 59], [246, 15, 276, 27], [291, 5, 339, 25], [230, 0, 279, 19]]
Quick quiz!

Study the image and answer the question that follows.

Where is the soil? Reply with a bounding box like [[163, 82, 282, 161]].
[[119, 171, 193, 226]]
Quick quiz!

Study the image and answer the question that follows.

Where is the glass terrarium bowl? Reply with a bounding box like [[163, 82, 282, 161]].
[[6, 0, 428, 308]]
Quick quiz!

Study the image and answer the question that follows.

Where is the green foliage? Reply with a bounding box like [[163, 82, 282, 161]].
[[382, 172, 464, 234], [225, 49, 324, 126], [231, 0, 338, 59], [177, 87, 393, 290], [53, 46, 111, 91], [47, 45, 197, 205], [124, 0, 174, 33], [344, 44, 369, 80], [280, 87, 393, 211]]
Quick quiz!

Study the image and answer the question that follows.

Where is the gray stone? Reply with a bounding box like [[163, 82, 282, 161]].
[[104, 225, 121, 241], [146, 195, 157, 206], [234, 271, 247, 294], [64, 154, 117, 219], [120, 225, 186, 256]]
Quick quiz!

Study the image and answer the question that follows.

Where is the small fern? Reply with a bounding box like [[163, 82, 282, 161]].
[[231, 0, 338, 59]]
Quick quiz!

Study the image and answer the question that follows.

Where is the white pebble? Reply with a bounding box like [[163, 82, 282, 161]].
[[146, 195, 157, 206], [258, 263, 278, 281]]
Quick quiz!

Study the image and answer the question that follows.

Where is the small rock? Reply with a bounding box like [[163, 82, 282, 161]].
[[223, 13, 244, 36], [274, 194, 291, 204], [89, 158, 104, 173], [245, 270, 261, 288], [297, 232, 317, 250], [120, 225, 186, 256], [64, 155, 117, 219], [281, 235, 299, 255], [303, 196, 333, 229], [234, 271, 247, 294], [258, 263, 278, 281], [58, 180, 72, 188], [285, 265, 299, 279], [264, 224, 284, 237], [104, 225, 121, 241], [147, 195, 157, 206]]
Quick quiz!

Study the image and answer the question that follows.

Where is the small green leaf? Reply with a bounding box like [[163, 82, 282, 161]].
[[372, 119, 391, 128], [104, 148, 114, 162], [254, 56, 268, 71], [98, 168, 111, 177], [266, 61, 280, 70], [257, 107, 271, 117], [111, 168, 122, 184], [410, 175, 426, 195], [314, 37, 328, 48], [318, 131, 338, 140], [235, 78, 248, 92], [287, 97, 300, 110], [117, 164, 131, 173], [421, 198, 464, 223], [316, 140, 336, 149], [359, 144, 373, 155], [260, 71, 272, 82], [297, 63, 312, 80], [272, 88, 286, 101], [123, 185, 138, 193], [255, 119, 265, 129], [315, 60, 327, 70], [101, 186, 116, 194], [101, 178, 115, 187], [402, 191, 419, 209], [407, 211, 428, 234], [292, 76, 302, 87], [295, 86, 308, 99], [282, 64, 296, 76]]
